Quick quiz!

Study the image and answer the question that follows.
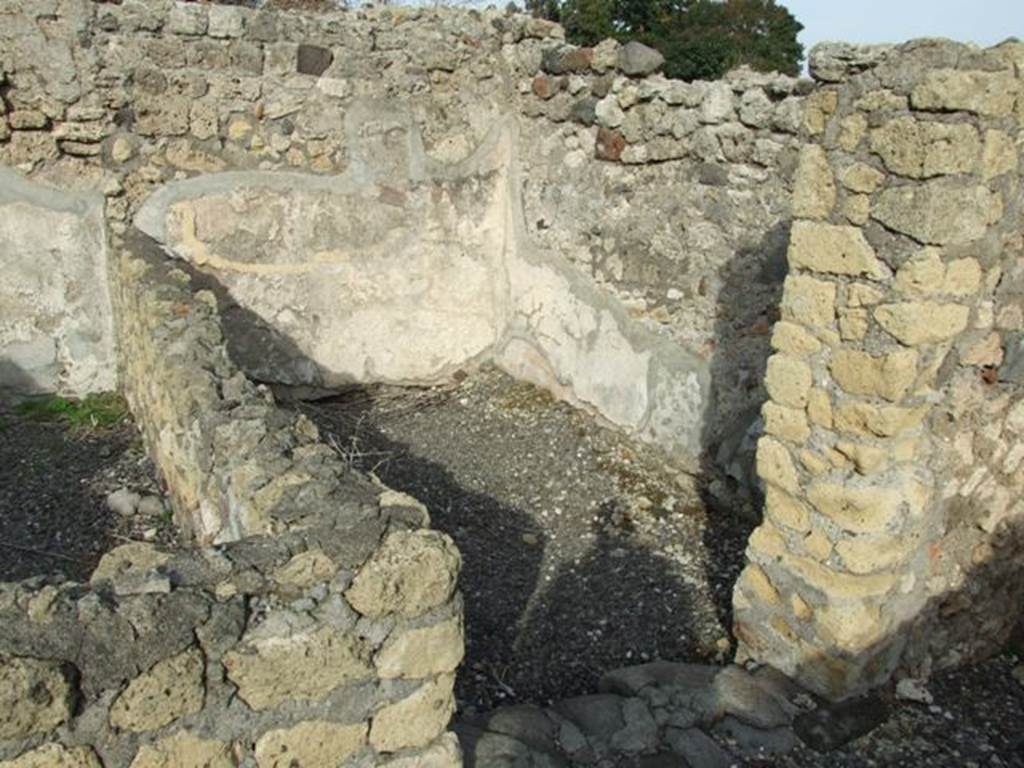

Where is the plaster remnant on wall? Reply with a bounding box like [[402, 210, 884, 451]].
[[0, 168, 115, 397], [135, 120, 711, 461]]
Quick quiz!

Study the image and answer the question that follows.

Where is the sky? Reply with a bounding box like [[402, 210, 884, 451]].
[[784, 0, 1023, 57]]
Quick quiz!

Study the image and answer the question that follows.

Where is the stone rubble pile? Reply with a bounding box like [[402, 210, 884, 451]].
[[456, 660, 860, 767]]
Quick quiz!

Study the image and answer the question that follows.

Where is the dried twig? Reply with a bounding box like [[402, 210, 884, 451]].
[[110, 533, 145, 544], [487, 664, 518, 698], [324, 431, 394, 470], [0, 542, 87, 563], [304, 380, 463, 421]]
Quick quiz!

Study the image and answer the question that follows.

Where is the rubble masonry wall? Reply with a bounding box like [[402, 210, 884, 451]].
[[733, 39, 1024, 699], [0, 3, 1021, 748]]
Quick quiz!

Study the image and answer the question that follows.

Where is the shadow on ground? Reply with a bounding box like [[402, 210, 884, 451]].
[[298, 384, 708, 711], [699, 220, 791, 639], [175, 228, 768, 711]]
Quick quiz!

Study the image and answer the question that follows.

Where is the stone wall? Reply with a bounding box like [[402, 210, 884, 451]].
[[512, 43, 811, 453], [732, 39, 1024, 698], [0, 229, 464, 767], [1, 0, 1023, 712], [0, 0, 805, 466], [131, 124, 710, 459]]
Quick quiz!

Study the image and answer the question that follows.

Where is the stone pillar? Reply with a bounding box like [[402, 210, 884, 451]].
[[732, 40, 1023, 699]]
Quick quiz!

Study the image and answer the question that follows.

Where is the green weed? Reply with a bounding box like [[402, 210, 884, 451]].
[[158, 506, 175, 529], [16, 392, 129, 432]]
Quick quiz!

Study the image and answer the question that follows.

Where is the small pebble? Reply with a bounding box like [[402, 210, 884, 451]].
[[106, 487, 141, 517], [1012, 664, 1024, 687], [137, 494, 166, 517], [896, 677, 934, 705], [310, 584, 328, 601]]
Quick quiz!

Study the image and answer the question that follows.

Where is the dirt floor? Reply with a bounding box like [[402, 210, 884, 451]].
[[298, 367, 1024, 766], [298, 365, 757, 712], [0, 401, 174, 584]]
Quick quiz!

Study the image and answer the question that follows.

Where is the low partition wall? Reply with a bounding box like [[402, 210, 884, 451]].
[[733, 39, 1024, 699], [0, 230, 464, 767]]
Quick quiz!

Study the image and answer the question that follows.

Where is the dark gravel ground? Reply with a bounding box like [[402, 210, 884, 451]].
[[299, 365, 754, 713], [766, 652, 1024, 768], [299, 366, 1024, 765], [0, 401, 175, 584]]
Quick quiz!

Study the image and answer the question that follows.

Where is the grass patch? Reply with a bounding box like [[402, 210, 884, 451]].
[[16, 393, 129, 432]]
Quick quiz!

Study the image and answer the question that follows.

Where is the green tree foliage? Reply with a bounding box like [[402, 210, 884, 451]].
[[719, 0, 804, 75], [560, 0, 619, 45], [526, 0, 804, 81]]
